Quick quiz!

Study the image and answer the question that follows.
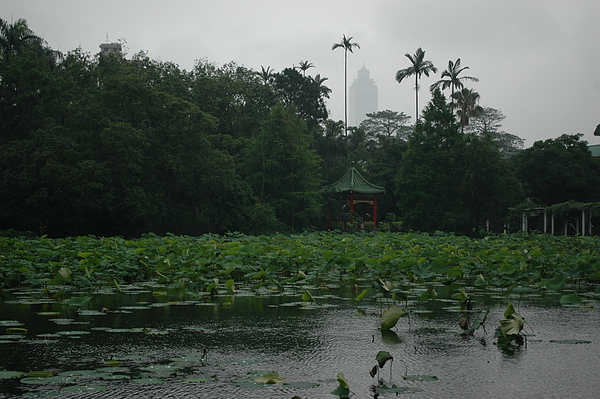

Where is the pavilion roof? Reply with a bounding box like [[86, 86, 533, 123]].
[[323, 167, 385, 195]]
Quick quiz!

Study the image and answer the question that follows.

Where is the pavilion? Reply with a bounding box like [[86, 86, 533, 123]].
[[323, 167, 385, 228]]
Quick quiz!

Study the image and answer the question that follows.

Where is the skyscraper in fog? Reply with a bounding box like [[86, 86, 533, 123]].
[[349, 65, 378, 127]]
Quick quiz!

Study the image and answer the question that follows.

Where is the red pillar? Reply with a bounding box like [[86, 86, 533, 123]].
[[373, 195, 378, 228], [349, 193, 354, 222]]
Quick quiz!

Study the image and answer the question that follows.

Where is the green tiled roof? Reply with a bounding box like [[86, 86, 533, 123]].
[[324, 167, 385, 195], [589, 144, 600, 158]]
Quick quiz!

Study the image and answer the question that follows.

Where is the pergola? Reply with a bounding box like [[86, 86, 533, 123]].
[[323, 167, 385, 228]]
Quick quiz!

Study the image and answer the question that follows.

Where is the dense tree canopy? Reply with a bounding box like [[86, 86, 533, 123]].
[[1, 18, 596, 237], [396, 89, 519, 234], [510, 134, 600, 205]]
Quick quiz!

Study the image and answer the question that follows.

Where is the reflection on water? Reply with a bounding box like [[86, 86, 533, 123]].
[[0, 286, 598, 398]]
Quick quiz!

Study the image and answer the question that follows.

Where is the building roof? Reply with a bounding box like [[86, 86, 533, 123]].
[[323, 167, 385, 195], [589, 144, 600, 158]]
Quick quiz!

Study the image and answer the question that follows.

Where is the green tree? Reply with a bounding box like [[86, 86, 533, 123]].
[[316, 119, 349, 183], [311, 74, 332, 99], [296, 60, 314, 76], [272, 67, 328, 132], [457, 133, 522, 232], [396, 89, 516, 234], [245, 103, 323, 230], [510, 134, 600, 205], [430, 58, 478, 110], [0, 18, 45, 62], [332, 34, 360, 135], [466, 107, 524, 155], [395, 48, 437, 122], [452, 88, 483, 130], [256, 65, 274, 85], [359, 110, 412, 140]]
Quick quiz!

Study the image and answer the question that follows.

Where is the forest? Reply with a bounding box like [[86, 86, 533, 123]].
[[1, 18, 600, 237]]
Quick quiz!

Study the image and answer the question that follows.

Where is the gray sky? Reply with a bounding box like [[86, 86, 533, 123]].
[[4, 0, 600, 146]]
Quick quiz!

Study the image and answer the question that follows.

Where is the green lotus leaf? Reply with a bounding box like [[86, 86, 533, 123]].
[[57, 267, 72, 280], [379, 279, 394, 292], [254, 373, 284, 384], [355, 289, 368, 301], [560, 294, 583, 306], [381, 306, 404, 331], [77, 310, 106, 316], [544, 275, 567, 289], [504, 302, 516, 318], [301, 290, 315, 302], [282, 381, 320, 388], [103, 360, 121, 367], [331, 373, 350, 397], [67, 296, 93, 308], [28, 371, 53, 378], [21, 376, 69, 385], [369, 365, 378, 378], [6, 327, 27, 334], [500, 312, 524, 337], [0, 370, 26, 379], [225, 279, 236, 295], [0, 320, 24, 326], [376, 351, 393, 368]]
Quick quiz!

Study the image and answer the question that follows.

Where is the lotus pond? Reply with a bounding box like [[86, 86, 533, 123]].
[[0, 232, 599, 397]]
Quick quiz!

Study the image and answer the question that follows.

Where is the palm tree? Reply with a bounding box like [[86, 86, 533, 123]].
[[297, 60, 314, 76], [452, 88, 483, 130], [395, 47, 437, 122], [0, 17, 45, 62], [332, 34, 360, 135], [256, 65, 274, 85], [430, 58, 478, 110], [311, 74, 332, 99]]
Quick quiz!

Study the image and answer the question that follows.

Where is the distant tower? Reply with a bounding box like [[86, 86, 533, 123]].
[[349, 65, 378, 127], [99, 35, 122, 57]]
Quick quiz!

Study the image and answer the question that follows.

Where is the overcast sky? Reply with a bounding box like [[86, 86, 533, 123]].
[[4, 0, 600, 146]]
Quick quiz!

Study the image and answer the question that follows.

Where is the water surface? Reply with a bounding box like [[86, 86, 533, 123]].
[[0, 286, 598, 398]]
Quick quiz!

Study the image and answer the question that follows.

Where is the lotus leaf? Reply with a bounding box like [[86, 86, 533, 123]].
[[254, 373, 284, 384], [67, 296, 92, 308], [57, 267, 72, 280], [26, 371, 54, 379], [301, 290, 315, 302], [375, 351, 393, 368], [381, 306, 404, 331], [282, 381, 320, 388], [0, 370, 26, 379], [499, 303, 524, 337], [225, 279, 236, 294], [331, 372, 350, 397], [559, 294, 583, 305], [355, 289, 368, 301], [6, 327, 27, 334]]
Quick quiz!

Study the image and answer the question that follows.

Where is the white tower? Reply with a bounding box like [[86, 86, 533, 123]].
[[349, 65, 378, 127]]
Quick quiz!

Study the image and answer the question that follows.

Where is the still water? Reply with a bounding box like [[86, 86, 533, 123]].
[[0, 285, 599, 398]]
